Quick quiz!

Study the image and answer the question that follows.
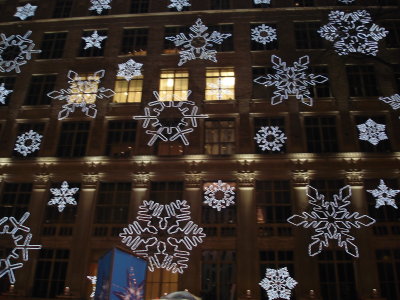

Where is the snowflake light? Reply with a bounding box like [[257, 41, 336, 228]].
[[206, 78, 233, 100], [168, 0, 191, 11], [318, 10, 388, 56], [367, 179, 400, 209], [0, 212, 42, 284], [254, 55, 328, 106], [133, 91, 208, 146], [82, 31, 107, 50], [251, 24, 277, 45], [47, 70, 115, 120], [119, 200, 206, 273], [254, 0, 271, 4], [254, 126, 287, 152], [0, 83, 12, 104], [204, 180, 235, 211], [165, 18, 232, 66], [89, 0, 112, 14], [87, 276, 97, 298], [117, 59, 143, 81], [259, 267, 297, 300], [338, 0, 355, 4], [287, 185, 376, 257], [0, 30, 41, 73], [14, 130, 43, 156], [379, 94, 400, 110], [14, 3, 37, 20], [48, 181, 79, 212], [357, 118, 388, 146]]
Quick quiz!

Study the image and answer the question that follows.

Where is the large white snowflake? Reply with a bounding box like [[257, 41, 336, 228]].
[[367, 180, 400, 209], [14, 3, 37, 20], [318, 10, 388, 56], [82, 31, 107, 50], [165, 18, 232, 66], [133, 91, 208, 146], [287, 185, 376, 257], [251, 24, 277, 45], [254, 126, 287, 152], [168, 0, 191, 11], [254, 55, 328, 106], [119, 200, 206, 273], [254, 0, 271, 4], [0, 212, 42, 284], [89, 0, 112, 14], [0, 30, 41, 73], [357, 118, 388, 146], [48, 181, 79, 212], [47, 70, 115, 120], [14, 130, 43, 156], [117, 59, 143, 81], [379, 94, 400, 110], [204, 180, 235, 211], [259, 267, 297, 300], [0, 83, 12, 104], [87, 275, 97, 298]]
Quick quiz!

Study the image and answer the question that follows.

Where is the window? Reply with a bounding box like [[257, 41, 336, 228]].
[[0, 76, 16, 105], [254, 117, 286, 154], [346, 65, 379, 97], [32, 249, 69, 298], [252, 67, 273, 99], [294, 22, 324, 49], [304, 116, 339, 153], [208, 25, 233, 52], [382, 21, 400, 48], [113, 75, 143, 103], [310, 66, 331, 98], [0, 183, 32, 218], [376, 249, 400, 300], [294, 0, 314, 6], [25, 75, 56, 105], [309, 179, 345, 197], [318, 251, 357, 300], [39, 32, 67, 59], [394, 64, 400, 90], [159, 69, 189, 101], [250, 23, 278, 51], [105, 120, 136, 156], [210, 0, 231, 9], [52, 0, 73, 18], [130, 0, 149, 13], [13, 123, 45, 157], [120, 28, 148, 55], [355, 116, 391, 153], [204, 120, 235, 155], [149, 181, 183, 204], [205, 68, 235, 101], [145, 270, 178, 299], [57, 122, 90, 157], [78, 30, 107, 57], [201, 250, 236, 300], [164, 26, 188, 53]]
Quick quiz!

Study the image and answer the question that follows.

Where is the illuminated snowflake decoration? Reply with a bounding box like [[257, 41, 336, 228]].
[[0, 30, 41, 73], [367, 180, 400, 209], [357, 118, 388, 146], [48, 181, 79, 212], [204, 180, 235, 211], [338, 0, 355, 4], [379, 94, 400, 110], [117, 59, 143, 81], [254, 126, 287, 152], [133, 91, 208, 146], [14, 130, 43, 156], [89, 0, 112, 14], [47, 70, 115, 120], [87, 276, 97, 298], [318, 10, 388, 56], [113, 267, 144, 300], [254, 0, 271, 4], [165, 18, 232, 66], [254, 55, 328, 106], [251, 24, 277, 45], [82, 31, 107, 49], [206, 78, 232, 100], [287, 185, 376, 257], [14, 3, 37, 20], [119, 200, 206, 273], [168, 0, 191, 11], [0, 212, 42, 284], [0, 83, 12, 104], [259, 267, 297, 300]]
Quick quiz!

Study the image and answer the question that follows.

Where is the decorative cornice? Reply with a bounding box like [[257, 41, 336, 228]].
[[345, 170, 364, 186], [236, 172, 255, 187], [291, 169, 309, 187], [131, 173, 150, 188], [184, 173, 203, 187]]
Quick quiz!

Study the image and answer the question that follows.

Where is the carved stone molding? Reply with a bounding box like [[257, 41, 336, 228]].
[[292, 169, 309, 187], [236, 172, 255, 187], [346, 170, 364, 186], [237, 160, 254, 173], [131, 173, 150, 188], [184, 173, 203, 187], [33, 174, 51, 185], [82, 174, 100, 185]]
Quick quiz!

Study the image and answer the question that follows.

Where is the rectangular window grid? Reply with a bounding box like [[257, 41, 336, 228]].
[[382, 21, 400, 48], [164, 26, 188, 52], [309, 66, 331, 98], [105, 120, 136, 156], [39, 32, 67, 59], [205, 68, 235, 101], [254, 117, 286, 154], [57, 122, 90, 158], [376, 249, 400, 300], [25, 75, 56, 105], [149, 181, 183, 204], [130, 0, 149, 13], [53, 0, 73, 18], [346, 65, 379, 97], [355, 116, 391, 153], [159, 69, 189, 101], [120, 28, 148, 55], [0, 183, 32, 218], [13, 123, 45, 158], [252, 67, 273, 99], [207, 24, 233, 52], [294, 22, 324, 49], [204, 119, 235, 155], [251, 23, 278, 51], [79, 30, 107, 57], [113, 75, 143, 103], [210, 0, 231, 9], [304, 116, 339, 153]]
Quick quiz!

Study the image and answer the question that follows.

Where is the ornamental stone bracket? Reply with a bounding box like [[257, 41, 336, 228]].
[[33, 163, 52, 186], [131, 173, 150, 188], [291, 170, 309, 187], [343, 158, 363, 186], [236, 160, 255, 187], [184, 160, 203, 187], [81, 161, 101, 185]]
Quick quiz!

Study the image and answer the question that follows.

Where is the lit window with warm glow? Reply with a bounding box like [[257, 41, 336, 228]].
[[159, 70, 189, 101], [205, 68, 235, 101], [68, 73, 99, 105], [113, 76, 143, 103]]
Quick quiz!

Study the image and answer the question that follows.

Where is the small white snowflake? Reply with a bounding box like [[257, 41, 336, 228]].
[[259, 267, 297, 300], [0, 30, 41, 73], [203, 180, 235, 211], [82, 31, 107, 50], [165, 18, 232, 66], [357, 118, 388, 146], [48, 181, 79, 212], [367, 179, 400, 209], [14, 130, 43, 156], [0, 83, 12, 104], [254, 55, 328, 106], [89, 0, 112, 14], [87, 275, 97, 298], [14, 3, 37, 20], [379, 94, 400, 110], [318, 10, 388, 56], [117, 59, 143, 81], [338, 0, 355, 4], [251, 24, 277, 45], [254, 0, 271, 4], [168, 0, 191, 11], [254, 126, 287, 152]]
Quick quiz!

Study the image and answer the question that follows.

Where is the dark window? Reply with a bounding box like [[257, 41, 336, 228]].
[[105, 120, 136, 156], [208, 25, 233, 52], [52, 0, 73, 18], [252, 67, 273, 99], [205, 120, 235, 155], [294, 0, 314, 6], [376, 249, 400, 300], [39, 32, 67, 59], [164, 26, 189, 52], [13, 123, 45, 157], [310, 66, 331, 98], [0, 183, 32, 218], [346, 65, 379, 97], [250, 24, 278, 51], [210, 0, 231, 9], [0, 77, 16, 106], [78, 30, 107, 57], [304, 116, 339, 153], [355, 116, 391, 153], [294, 22, 324, 49], [120, 28, 148, 55], [149, 181, 183, 204], [254, 117, 286, 154], [25, 75, 56, 105], [309, 179, 345, 198], [130, 0, 149, 13], [57, 122, 90, 157], [393, 64, 400, 90]]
